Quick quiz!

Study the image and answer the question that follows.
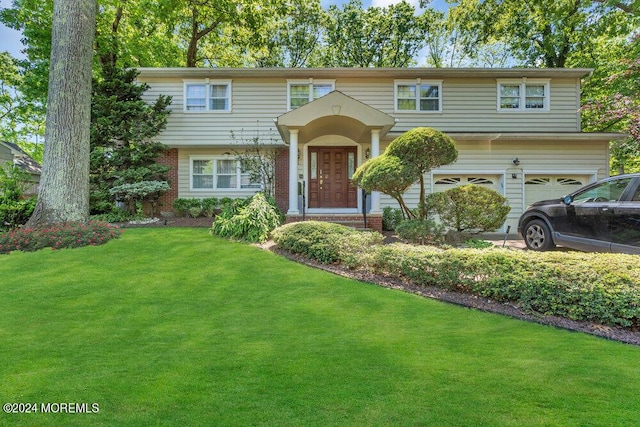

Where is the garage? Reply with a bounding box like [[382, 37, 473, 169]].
[[433, 175, 502, 194], [524, 175, 590, 206]]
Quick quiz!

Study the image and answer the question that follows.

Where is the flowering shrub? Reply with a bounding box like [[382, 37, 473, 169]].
[[0, 221, 122, 254]]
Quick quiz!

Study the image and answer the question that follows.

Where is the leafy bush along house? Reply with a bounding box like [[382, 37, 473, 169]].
[[138, 68, 621, 232], [0, 141, 41, 196]]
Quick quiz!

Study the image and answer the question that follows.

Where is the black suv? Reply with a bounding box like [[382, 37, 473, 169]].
[[518, 174, 640, 254]]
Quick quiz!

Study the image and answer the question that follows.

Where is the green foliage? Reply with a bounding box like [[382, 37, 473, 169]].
[[109, 181, 169, 216], [3, 228, 640, 426], [0, 221, 122, 254], [367, 244, 640, 328], [386, 127, 458, 219], [272, 221, 384, 265], [188, 206, 202, 218], [0, 197, 36, 231], [0, 164, 36, 230], [172, 198, 203, 217], [274, 221, 640, 328], [387, 127, 458, 176], [464, 239, 494, 249], [231, 131, 278, 197], [201, 197, 220, 217], [211, 193, 282, 243], [395, 218, 445, 245], [352, 155, 418, 219], [427, 184, 511, 233], [90, 67, 172, 215], [0, 52, 45, 150], [382, 207, 404, 231], [323, 0, 436, 67], [448, 0, 635, 68]]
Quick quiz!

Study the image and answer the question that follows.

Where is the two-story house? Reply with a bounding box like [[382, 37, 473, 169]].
[[137, 68, 621, 232]]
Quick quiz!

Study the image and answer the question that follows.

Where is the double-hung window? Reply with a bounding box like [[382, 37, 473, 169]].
[[191, 157, 260, 190], [184, 80, 231, 112], [287, 79, 334, 110], [395, 80, 442, 112], [497, 79, 549, 111]]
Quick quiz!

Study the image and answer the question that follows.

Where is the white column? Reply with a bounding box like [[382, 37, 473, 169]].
[[370, 129, 381, 214], [287, 129, 299, 214]]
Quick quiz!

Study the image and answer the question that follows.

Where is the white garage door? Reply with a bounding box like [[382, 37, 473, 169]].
[[524, 175, 589, 206], [433, 175, 502, 194]]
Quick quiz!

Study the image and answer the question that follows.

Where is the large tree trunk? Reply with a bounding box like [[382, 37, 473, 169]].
[[27, 0, 97, 227]]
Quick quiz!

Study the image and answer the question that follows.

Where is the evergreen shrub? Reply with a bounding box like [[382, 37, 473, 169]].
[[382, 207, 404, 231], [272, 221, 384, 265], [368, 244, 640, 328]]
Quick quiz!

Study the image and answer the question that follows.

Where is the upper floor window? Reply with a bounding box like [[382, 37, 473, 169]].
[[395, 80, 442, 113], [287, 79, 334, 110], [191, 156, 260, 190], [497, 79, 549, 111], [184, 80, 231, 112]]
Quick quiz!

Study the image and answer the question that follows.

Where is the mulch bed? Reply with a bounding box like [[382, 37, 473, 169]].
[[120, 217, 640, 346]]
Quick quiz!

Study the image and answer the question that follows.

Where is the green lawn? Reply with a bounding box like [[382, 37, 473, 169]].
[[0, 228, 639, 426]]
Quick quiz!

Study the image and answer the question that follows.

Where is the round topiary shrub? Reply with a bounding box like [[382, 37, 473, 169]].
[[427, 184, 511, 233]]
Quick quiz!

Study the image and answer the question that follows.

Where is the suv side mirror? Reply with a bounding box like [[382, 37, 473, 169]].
[[563, 195, 573, 205]]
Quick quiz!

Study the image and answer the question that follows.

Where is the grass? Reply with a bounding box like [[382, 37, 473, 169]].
[[0, 227, 639, 426]]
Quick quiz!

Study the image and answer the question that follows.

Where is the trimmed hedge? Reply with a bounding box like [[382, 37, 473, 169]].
[[272, 221, 640, 329], [369, 244, 640, 328], [272, 221, 384, 266]]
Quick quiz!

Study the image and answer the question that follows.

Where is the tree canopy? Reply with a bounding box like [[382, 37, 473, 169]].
[[386, 127, 458, 219], [1, 0, 638, 217]]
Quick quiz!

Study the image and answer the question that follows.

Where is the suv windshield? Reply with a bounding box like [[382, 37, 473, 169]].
[[572, 178, 632, 203]]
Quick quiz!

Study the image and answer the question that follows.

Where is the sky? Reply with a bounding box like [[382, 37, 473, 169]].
[[0, 0, 22, 58], [0, 0, 449, 60]]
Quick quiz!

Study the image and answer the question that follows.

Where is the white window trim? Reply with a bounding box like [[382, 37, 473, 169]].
[[496, 78, 550, 112], [286, 78, 335, 111], [394, 79, 443, 113], [189, 155, 259, 191], [183, 79, 232, 113]]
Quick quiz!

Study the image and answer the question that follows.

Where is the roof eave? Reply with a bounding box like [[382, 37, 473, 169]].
[[136, 67, 593, 80]]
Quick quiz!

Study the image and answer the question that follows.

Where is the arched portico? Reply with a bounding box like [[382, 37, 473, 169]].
[[276, 91, 395, 215]]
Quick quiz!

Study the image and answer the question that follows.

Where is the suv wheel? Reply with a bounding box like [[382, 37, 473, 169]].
[[523, 219, 556, 251]]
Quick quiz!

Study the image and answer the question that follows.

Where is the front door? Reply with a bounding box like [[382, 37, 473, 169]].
[[308, 147, 357, 208]]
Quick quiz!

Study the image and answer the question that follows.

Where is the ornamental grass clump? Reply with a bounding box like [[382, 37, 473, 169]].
[[210, 193, 282, 243], [0, 221, 122, 254]]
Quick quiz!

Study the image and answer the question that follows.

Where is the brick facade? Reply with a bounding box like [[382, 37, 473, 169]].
[[154, 146, 383, 232], [156, 148, 179, 214]]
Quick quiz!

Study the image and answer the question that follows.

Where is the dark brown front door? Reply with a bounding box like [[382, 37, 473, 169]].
[[308, 147, 357, 208]]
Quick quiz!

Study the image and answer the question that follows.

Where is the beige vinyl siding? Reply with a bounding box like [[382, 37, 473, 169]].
[[384, 78, 580, 133], [379, 138, 608, 231], [176, 147, 264, 199], [139, 76, 583, 147], [143, 78, 287, 146]]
